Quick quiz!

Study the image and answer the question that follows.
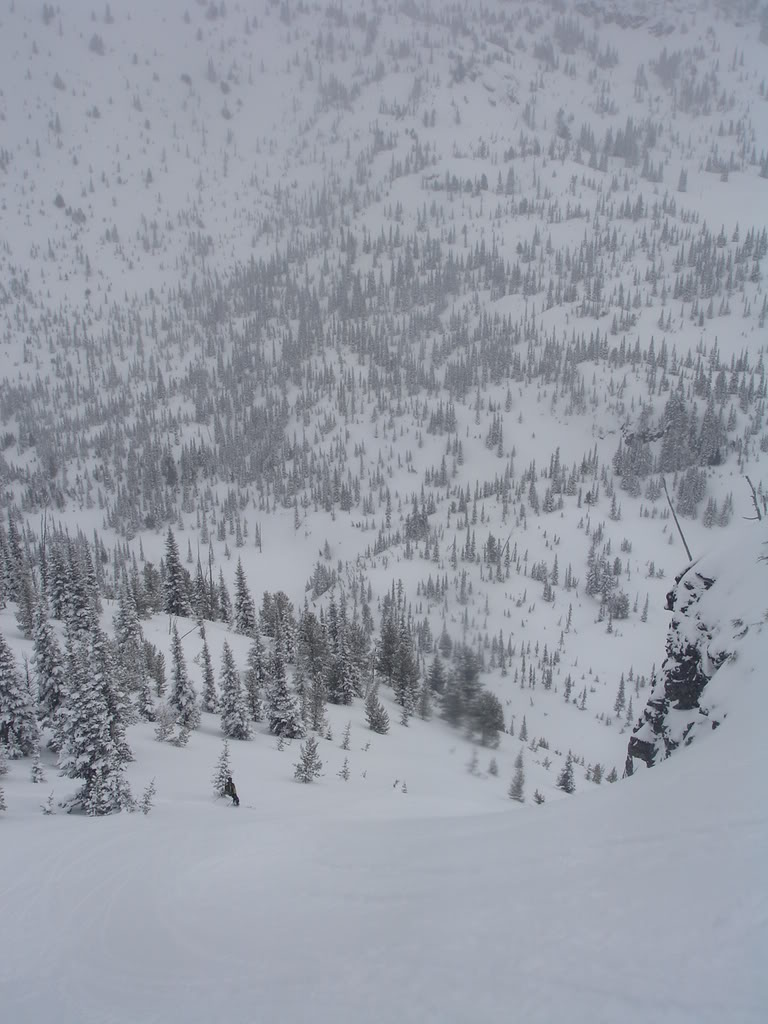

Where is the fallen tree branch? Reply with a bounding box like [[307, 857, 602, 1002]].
[[662, 475, 693, 563], [744, 475, 763, 522]]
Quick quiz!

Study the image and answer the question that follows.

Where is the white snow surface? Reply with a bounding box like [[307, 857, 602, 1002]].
[[2, 530, 767, 1023], [0, 0, 767, 1018]]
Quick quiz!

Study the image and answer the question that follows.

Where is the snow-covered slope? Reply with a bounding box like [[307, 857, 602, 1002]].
[[2, 551, 766, 1024], [2, 526, 767, 1022]]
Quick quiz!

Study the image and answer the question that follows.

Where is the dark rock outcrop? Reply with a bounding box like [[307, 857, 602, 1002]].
[[627, 561, 728, 770]]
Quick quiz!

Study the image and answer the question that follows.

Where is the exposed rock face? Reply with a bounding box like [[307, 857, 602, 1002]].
[[627, 561, 728, 769]]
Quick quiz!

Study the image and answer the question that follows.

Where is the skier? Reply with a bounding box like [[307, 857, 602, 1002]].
[[223, 774, 240, 806]]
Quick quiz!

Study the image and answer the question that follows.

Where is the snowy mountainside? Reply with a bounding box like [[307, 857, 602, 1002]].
[[1, 1, 767, 1018], [0, 3, 765, 805], [1, 525, 766, 1022]]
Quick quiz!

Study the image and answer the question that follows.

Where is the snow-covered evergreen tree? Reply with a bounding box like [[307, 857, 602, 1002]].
[[473, 690, 505, 746], [31, 748, 46, 783], [556, 752, 576, 794], [233, 558, 257, 636], [139, 778, 156, 815], [219, 641, 252, 740], [217, 569, 233, 625], [14, 560, 37, 639], [326, 619, 359, 705], [509, 749, 525, 802], [0, 631, 39, 758], [33, 600, 65, 741], [294, 734, 322, 782], [297, 608, 329, 684], [90, 625, 135, 766], [243, 630, 266, 721], [365, 684, 390, 734], [163, 527, 190, 617], [113, 575, 154, 720], [427, 653, 446, 694], [393, 616, 420, 719], [266, 647, 304, 739], [441, 674, 464, 727], [57, 627, 133, 814], [212, 739, 232, 797], [340, 720, 351, 750], [306, 665, 327, 732], [199, 624, 218, 714], [375, 608, 399, 686], [169, 622, 200, 731], [417, 678, 432, 720]]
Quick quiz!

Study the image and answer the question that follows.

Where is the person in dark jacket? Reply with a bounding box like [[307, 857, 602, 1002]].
[[223, 775, 239, 806]]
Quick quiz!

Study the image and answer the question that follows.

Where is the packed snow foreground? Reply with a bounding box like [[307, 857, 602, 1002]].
[[1, 533, 766, 1023]]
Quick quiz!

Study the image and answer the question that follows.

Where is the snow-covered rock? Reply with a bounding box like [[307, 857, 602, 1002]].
[[628, 524, 767, 768]]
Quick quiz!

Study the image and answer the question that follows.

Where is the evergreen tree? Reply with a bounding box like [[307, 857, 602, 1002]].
[[417, 678, 432, 720], [57, 627, 133, 814], [219, 640, 252, 740], [199, 625, 218, 714], [146, 644, 167, 698], [212, 739, 232, 797], [14, 561, 37, 639], [473, 689, 505, 746], [63, 542, 96, 637], [113, 575, 153, 719], [266, 647, 304, 739], [454, 645, 482, 714], [375, 610, 399, 685], [306, 665, 328, 732], [340, 721, 351, 750], [441, 673, 464, 727], [31, 748, 46, 783], [556, 752, 576, 794], [297, 608, 329, 684], [163, 528, 190, 617], [33, 601, 65, 741], [392, 616, 419, 719], [233, 558, 257, 636], [613, 674, 627, 717], [47, 544, 69, 620], [2, 512, 24, 602], [364, 684, 390, 734], [0, 632, 39, 758], [294, 734, 323, 783], [92, 624, 134, 764], [243, 631, 266, 721], [139, 778, 156, 815], [509, 749, 525, 802], [427, 653, 446, 693], [326, 619, 359, 706], [217, 569, 233, 625], [169, 623, 200, 731]]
